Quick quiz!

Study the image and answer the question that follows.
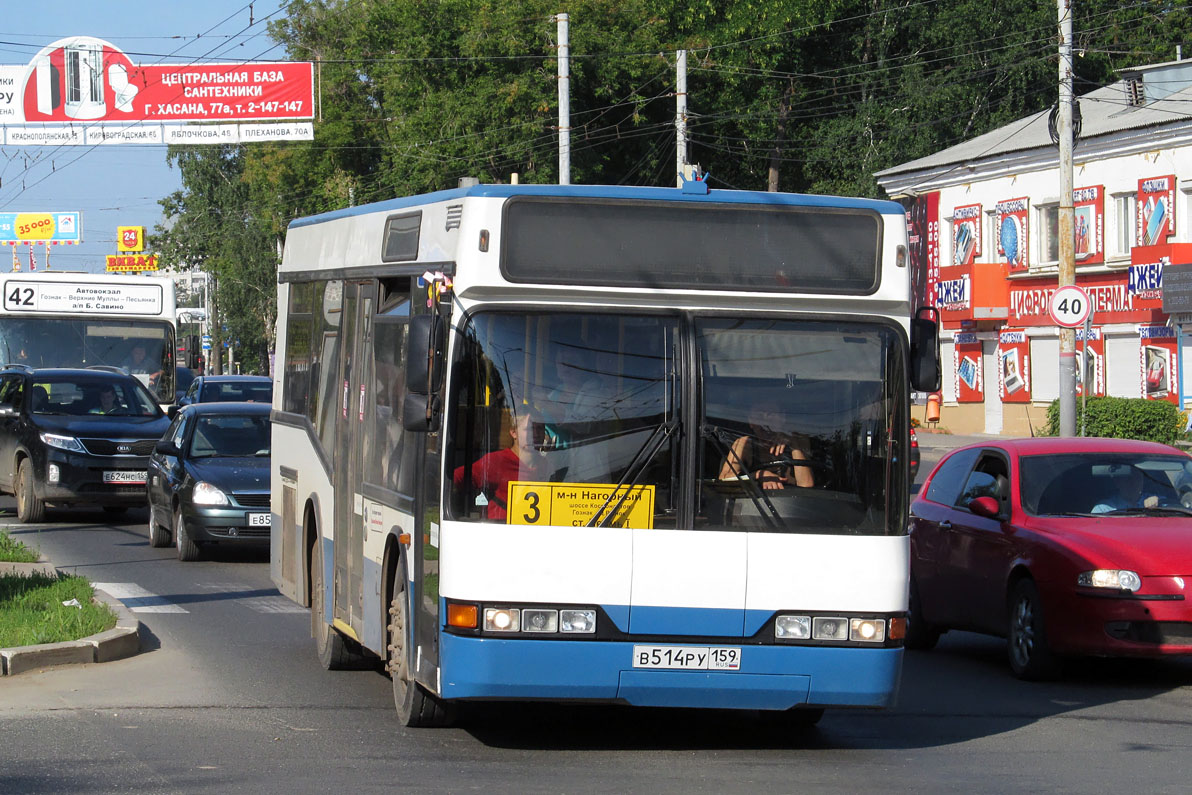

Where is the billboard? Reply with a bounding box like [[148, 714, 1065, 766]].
[[0, 212, 81, 244], [0, 37, 313, 145]]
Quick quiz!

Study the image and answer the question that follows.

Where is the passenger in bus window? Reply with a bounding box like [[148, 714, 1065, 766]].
[[452, 411, 540, 520], [718, 399, 814, 489]]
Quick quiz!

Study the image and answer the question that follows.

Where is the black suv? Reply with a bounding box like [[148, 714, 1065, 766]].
[[0, 366, 172, 522]]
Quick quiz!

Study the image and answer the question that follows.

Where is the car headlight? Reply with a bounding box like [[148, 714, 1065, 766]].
[[1078, 569, 1142, 593], [192, 481, 229, 506], [39, 432, 86, 453]]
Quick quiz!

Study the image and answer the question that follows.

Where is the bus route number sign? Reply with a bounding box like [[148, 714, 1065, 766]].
[[1048, 284, 1092, 328], [506, 481, 655, 529]]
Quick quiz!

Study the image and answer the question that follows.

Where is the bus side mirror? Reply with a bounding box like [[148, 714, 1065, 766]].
[[406, 315, 444, 396], [402, 393, 440, 432], [910, 307, 941, 392]]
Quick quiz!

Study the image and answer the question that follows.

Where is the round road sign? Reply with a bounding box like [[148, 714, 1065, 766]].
[[1048, 284, 1092, 328]]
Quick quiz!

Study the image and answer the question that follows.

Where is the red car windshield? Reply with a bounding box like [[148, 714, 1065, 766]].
[[1020, 452, 1192, 516]]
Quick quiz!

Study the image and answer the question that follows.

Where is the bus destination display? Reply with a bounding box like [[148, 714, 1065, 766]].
[[2, 280, 164, 316]]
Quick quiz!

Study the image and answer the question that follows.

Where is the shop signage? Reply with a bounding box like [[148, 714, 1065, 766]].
[[951, 203, 981, 267], [1073, 185, 1104, 266], [995, 197, 1029, 273], [1137, 175, 1176, 247]]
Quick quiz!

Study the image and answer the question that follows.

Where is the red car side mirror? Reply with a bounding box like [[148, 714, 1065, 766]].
[[968, 495, 1001, 519]]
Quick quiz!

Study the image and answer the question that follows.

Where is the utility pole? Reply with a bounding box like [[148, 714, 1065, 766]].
[[210, 275, 222, 375], [1057, 0, 1077, 436], [556, 13, 570, 185], [676, 49, 687, 186]]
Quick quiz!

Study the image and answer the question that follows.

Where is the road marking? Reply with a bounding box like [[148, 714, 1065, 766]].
[[243, 596, 308, 614], [92, 582, 188, 614], [196, 581, 307, 614]]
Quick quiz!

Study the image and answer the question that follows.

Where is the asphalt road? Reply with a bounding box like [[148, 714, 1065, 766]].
[[3, 487, 1192, 794]]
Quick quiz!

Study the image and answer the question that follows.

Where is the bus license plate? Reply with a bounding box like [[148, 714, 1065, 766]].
[[103, 471, 146, 484], [633, 645, 741, 671], [247, 512, 271, 527]]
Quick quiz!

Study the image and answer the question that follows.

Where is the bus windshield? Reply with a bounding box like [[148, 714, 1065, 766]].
[[0, 317, 175, 402], [447, 311, 908, 535]]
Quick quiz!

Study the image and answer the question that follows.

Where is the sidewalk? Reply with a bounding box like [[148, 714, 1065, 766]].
[[914, 430, 998, 451], [0, 559, 141, 676]]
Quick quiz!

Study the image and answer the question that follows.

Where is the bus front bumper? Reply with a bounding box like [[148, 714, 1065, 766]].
[[440, 633, 902, 710]]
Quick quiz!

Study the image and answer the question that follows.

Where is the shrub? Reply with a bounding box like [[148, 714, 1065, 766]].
[[1044, 397, 1185, 444]]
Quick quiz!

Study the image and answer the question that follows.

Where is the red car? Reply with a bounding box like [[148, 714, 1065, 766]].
[[908, 437, 1192, 679]]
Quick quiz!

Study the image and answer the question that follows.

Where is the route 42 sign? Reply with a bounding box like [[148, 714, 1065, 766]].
[[1048, 284, 1092, 328]]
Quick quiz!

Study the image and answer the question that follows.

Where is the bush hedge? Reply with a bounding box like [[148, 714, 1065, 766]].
[[1044, 397, 1185, 444]]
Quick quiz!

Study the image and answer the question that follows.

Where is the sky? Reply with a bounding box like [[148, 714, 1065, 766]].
[[0, 0, 289, 272]]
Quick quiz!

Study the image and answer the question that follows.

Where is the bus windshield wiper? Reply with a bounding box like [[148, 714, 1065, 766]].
[[701, 423, 784, 531], [588, 418, 678, 528]]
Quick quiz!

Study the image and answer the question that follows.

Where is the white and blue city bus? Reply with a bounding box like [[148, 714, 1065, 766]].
[[270, 181, 940, 726]]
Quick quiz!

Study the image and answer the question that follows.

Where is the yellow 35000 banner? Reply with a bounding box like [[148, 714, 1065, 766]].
[[505, 482, 655, 529]]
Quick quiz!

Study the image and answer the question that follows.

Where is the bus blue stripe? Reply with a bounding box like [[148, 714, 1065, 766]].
[[627, 605, 745, 636], [439, 633, 902, 709]]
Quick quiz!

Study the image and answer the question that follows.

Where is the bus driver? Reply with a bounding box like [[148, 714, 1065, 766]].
[[718, 399, 814, 490]]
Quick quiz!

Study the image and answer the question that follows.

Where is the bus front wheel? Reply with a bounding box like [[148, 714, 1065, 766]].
[[387, 570, 454, 727]]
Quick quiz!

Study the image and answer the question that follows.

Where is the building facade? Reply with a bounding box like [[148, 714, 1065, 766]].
[[877, 59, 1192, 435]]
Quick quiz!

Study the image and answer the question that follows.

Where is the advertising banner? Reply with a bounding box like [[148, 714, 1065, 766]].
[[997, 329, 1031, 403], [1137, 175, 1176, 247], [995, 197, 1029, 273], [1073, 185, 1104, 266], [0, 212, 81, 244], [951, 203, 981, 267], [1139, 325, 1179, 404], [0, 37, 312, 145], [902, 192, 941, 310], [953, 333, 984, 403], [1076, 326, 1105, 397]]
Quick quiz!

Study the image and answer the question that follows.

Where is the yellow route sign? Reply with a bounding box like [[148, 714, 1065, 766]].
[[506, 482, 655, 529]]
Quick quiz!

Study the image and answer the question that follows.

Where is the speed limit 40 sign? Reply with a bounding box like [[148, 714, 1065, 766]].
[[1048, 284, 1092, 328]]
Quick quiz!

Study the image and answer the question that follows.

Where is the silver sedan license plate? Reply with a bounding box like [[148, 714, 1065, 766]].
[[633, 645, 741, 670], [247, 512, 271, 527], [103, 470, 147, 484]]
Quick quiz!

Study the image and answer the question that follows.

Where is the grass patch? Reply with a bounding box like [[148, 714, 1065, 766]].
[[0, 573, 116, 648], [0, 529, 39, 563]]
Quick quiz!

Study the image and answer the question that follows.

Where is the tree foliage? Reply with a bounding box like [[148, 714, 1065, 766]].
[[153, 0, 1192, 355]]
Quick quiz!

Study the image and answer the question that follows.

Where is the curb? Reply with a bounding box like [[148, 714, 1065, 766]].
[[0, 563, 142, 676]]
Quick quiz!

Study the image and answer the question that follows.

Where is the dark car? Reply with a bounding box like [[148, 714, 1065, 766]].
[[908, 437, 1192, 679], [178, 375, 272, 406], [146, 402, 271, 561], [0, 366, 172, 522]]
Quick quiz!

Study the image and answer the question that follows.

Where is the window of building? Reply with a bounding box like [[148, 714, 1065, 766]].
[[1111, 193, 1135, 259], [1036, 203, 1059, 265], [1106, 335, 1138, 397], [1030, 336, 1059, 401], [986, 210, 999, 263]]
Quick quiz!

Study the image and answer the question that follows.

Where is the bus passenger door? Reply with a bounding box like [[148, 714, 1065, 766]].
[[333, 282, 373, 634]]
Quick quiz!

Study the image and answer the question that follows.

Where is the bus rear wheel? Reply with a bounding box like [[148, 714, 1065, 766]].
[[387, 573, 454, 727]]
